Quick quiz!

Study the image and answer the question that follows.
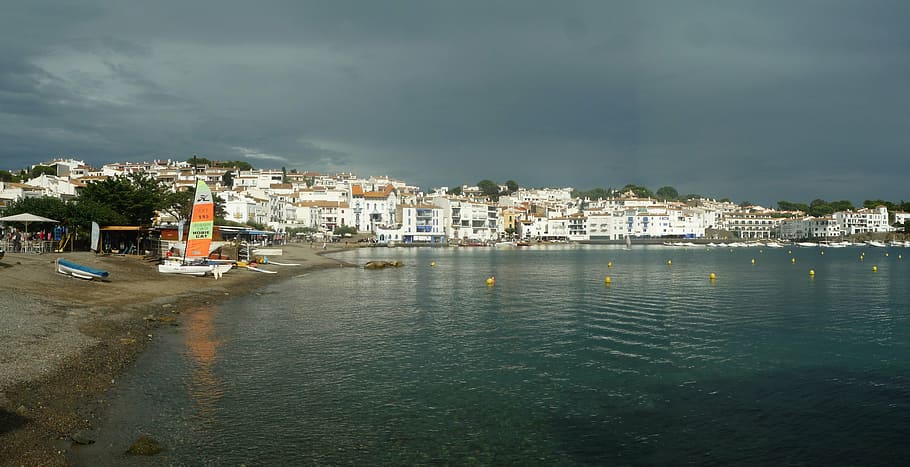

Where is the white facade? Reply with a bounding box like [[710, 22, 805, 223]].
[[721, 212, 784, 239], [894, 212, 910, 227], [434, 198, 498, 241], [350, 184, 398, 232], [376, 205, 446, 245], [835, 207, 892, 234], [24, 174, 79, 199], [218, 190, 258, 225]]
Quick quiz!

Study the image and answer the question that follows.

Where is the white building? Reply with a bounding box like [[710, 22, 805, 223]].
[[433, 198, 498, 241], [24, 174, 80, 199], [721, 211, 785, 239], [835, 207, 892, 235], [375, 204, 446, 245], [350, 184, 398, 232], [217, 190, 258, 225], [894, 212, 910, 227]]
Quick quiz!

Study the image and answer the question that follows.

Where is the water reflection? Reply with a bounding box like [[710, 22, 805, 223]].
[[183, 305, 223, 428]]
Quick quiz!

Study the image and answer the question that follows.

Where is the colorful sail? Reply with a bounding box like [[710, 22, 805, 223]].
[[184, 180, 214, 259]]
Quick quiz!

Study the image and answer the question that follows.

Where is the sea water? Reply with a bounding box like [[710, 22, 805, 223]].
[[72, 245, 910, 465]]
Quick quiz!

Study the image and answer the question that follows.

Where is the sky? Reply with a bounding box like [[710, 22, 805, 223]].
[[2, 1, 908, 206]]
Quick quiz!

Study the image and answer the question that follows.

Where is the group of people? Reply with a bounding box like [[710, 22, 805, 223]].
[[2, 227, 62, 252]]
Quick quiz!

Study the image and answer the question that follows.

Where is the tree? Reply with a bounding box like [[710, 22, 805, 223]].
[[160, 189, 226, 223], [29, 165, 56, 179], [655, 186, 679, 201], [0, 170, 14, 182], [222, 171, 234, 187], [778, 201, 808, 212], [476, 179, 500, 199], [829, 200, 855, 212], [572, 188, 610, 200], [3, 196, 70, 224], [78, 172, 169, 226], [505, 180, 519, 193], [448, 186, 463, 196], [333, 225, 358, 236], [808, 199, 833, 217], [621, 184, 654, 198]]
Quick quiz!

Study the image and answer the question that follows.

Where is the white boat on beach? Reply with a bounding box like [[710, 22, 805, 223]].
[[796, 242, 818, 247], [866, 241, 888, 247], [158, 261, 232, 277], [56, 258, 110, 280]]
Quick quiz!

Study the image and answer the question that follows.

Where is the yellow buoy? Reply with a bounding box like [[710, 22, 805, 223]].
[[791, 257, 796, 263], [430, 261, 436, 267], [667, 259, 672, 266], [607, 261, 613, 268], [605, 276, 612, 284], [860, 255, 864, 261], [872, 266, 878, 272], [751, 258, 756, 265], [809, 269, 815, 276], [486, 276, 495, 286], [885, 252, 889, 257], [709, 272, 716, 280]]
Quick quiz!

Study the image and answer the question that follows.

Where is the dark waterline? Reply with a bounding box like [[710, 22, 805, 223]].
[[72, 245, 910, 465]]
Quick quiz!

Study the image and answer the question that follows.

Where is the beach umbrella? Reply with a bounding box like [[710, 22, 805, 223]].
[[0, 212, 59, 240]]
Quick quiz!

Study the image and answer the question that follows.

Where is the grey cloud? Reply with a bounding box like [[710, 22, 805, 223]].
[[1, 1, 908, 206]]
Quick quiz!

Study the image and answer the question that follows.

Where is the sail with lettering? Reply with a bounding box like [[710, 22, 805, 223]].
[[184, 179, 215, 260]]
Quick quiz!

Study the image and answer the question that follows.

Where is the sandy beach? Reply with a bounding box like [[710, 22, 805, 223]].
[[0, 243, 356, 466]]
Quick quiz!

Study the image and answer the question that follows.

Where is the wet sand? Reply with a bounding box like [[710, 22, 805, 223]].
[[0, 243, 356, 466]]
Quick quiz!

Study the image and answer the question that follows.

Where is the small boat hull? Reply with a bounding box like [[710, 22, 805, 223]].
[[158, 262, 232, 277], [56, 258, 109, 280]]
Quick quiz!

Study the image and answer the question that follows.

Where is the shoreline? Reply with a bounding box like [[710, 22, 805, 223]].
[[0, 243, 356, 466]]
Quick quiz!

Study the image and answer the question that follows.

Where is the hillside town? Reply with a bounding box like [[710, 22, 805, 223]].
[[1, 158, 908, 247]]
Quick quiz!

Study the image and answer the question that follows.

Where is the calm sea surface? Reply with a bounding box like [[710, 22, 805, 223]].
[[73, 245, 910, 465]]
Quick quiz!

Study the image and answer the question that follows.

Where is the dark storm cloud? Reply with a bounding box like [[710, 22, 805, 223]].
[[1, 1, 908, 205]]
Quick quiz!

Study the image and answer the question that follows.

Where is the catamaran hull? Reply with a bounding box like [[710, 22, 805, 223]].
[[158, 263, 232, 277]]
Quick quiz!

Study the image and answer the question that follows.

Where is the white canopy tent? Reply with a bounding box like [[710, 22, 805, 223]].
[[0, 212, 60, 252]]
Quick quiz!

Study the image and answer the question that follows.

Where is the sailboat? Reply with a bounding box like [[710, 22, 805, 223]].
[[159, 180, 232, 277]]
